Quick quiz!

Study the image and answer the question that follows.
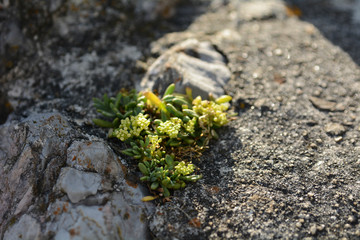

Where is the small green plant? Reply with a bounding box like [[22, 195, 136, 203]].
[[93, 84, 232, 199]]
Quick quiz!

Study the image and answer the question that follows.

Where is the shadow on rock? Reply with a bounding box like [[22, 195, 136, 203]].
[[148, 124, 241, 240], [285, 0, 360, 66]]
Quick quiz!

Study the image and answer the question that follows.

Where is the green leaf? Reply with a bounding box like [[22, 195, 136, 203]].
[[161, 110, 169, 122], [172, 97, 190, 108], [140, 140, 145, 148], [93, 118, 113, 128], [182, 109, 199, 118], [173, 182, 181, 190], [150, 182, 159, 190], [98, 109, 116, 118], [121, 149, 135, 156], [165, 155, 174, 168], [162, 185, 170, 197], [138, 163, 149, 175], [145, 136, 150, 146], [112, 118, 120, 128], [162, 95, 175, 103], [115, 93, 122, 109], [163, 83, 176, 96], [166, 103, 184, 118], [103, 94, 110, 106], [140, 176, 149, 181]]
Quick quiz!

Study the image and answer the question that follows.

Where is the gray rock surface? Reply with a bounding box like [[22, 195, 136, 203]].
[[0, 113, 153, 239], [58, 167, 102, 203], [3, 214, 41, 240], [140, 38, 231, 99], [1, 0, 360, 239]]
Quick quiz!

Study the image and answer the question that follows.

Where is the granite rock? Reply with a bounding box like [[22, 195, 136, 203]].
[[3, 215, 41, 240], [0, 113, 154, 239]]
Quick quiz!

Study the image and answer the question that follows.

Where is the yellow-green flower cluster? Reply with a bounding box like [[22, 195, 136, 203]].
[[148, 135, 162, 154], [112, 113, 150, 141], [192, 96, 229, 127], [183, 117, 196, 134], [157, 117, 182, 138], [175, 161, 195, 175]]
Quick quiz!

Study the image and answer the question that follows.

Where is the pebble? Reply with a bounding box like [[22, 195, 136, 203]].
[[317, 224, 325, 231], [347, 215, 356, 223], [310, 143, 317, 149], [235, 0, 286, 21], [334, 136, 343, 142], [309, 96, 344, 111], [296, 222, 302, 228], [309, 224, 317, 235], [274, 48, 283, 56], [325, 123, 346, 136], [344, 224, 351, 229]]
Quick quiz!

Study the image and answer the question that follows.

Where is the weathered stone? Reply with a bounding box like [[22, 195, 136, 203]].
[[140, 39, 231, 99], [0, 113, 74, 235], [66, 140, 123, 178], [309, 96, 345, 111], [309, 224, 317, 235], [325, 123, 346, 136], [45, 188, 153, 240], [3, 215, 41, 240], [58, 167, 102, 203], [0, 113, 154, 239], [234, 0, 286, 22]]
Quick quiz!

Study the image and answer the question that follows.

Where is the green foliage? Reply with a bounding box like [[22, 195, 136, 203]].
[[93, 84, 232, 198]]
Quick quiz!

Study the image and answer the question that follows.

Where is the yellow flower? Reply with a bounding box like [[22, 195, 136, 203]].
[[183, 117, 196, 134], [157, 117, 182, 138], [175, 161, 195, 175], [112, 113, 150, 141], [148, 135, 162, 154], [192, 98, 229, 127]]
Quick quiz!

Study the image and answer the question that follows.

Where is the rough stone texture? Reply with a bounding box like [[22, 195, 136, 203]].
[[3, 214, 41, 240], [0, 113, 154, 239], [145, 1, 360, 239], [140, 38, 231, 99], [235, 0, 286, 22], [1, 0, 360, 239], [58, 167, 102, 203], [325, 123, 346, 136], [309, 96, 345, 112], [66, 140, 123, 178], [0, 113, 75, 236]]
